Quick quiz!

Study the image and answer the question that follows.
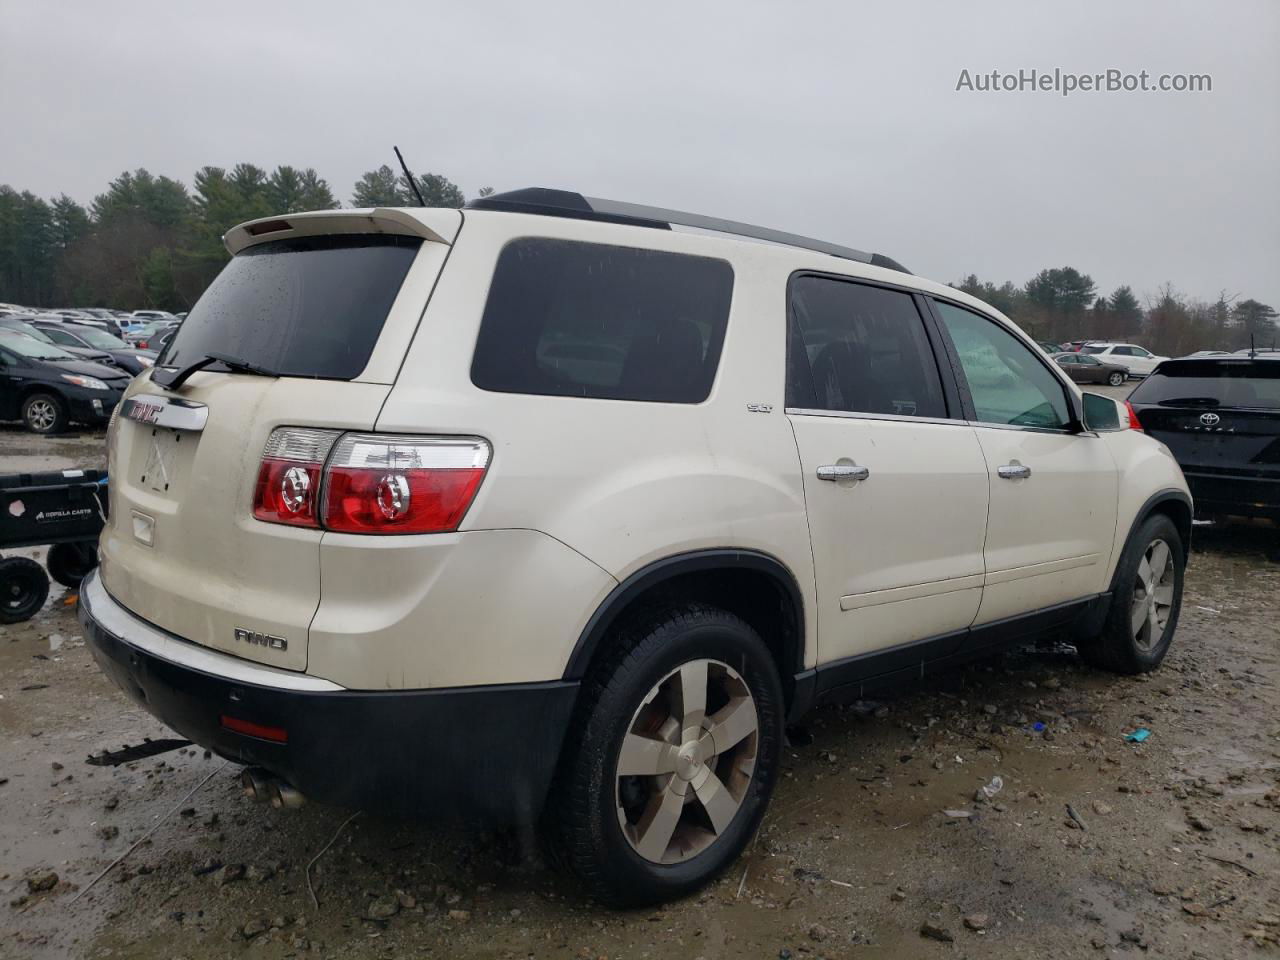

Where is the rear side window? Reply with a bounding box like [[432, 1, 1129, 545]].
[[470, 238, 733, 403], [1130, 361, 1280, 410], [786, 275, 946, 418], [163, 235, 422, 379]]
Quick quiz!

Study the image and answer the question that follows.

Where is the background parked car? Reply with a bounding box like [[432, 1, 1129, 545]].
[[31, 319, 157, 374], [39, 310, 112, 333], [1129, 356, 1280, 520], [0, 315, 119, 368], [1052, 351, 1129, 386], [124, 319, 177, 349], [130, 309, 180, 323], [0, 330, 129, 433], [1079, 342, 1168, 377]]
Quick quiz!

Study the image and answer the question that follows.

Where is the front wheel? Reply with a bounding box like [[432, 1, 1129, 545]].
[[1078, 513, 1184, 673], [1108, 371, 1126, 387], [22, 393, 67, 434], [0, 557, 51, 624], [549, 604, 784, 906]]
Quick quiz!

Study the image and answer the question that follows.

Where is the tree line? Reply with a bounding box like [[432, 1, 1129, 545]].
[[0, 163, 486, 312], [954, 267, 1276, 355], [1, 165, 1275, 356]]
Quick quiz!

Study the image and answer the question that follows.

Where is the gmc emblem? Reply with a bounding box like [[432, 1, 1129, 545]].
[[234, 628, 288, 651]]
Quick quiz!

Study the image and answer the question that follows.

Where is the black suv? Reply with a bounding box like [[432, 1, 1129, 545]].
[[1129, 357, 1280, 520]]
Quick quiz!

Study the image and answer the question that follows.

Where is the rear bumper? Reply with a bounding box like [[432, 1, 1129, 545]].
[[77, 570, 578, 823], [1184, 470, 1280, 519]]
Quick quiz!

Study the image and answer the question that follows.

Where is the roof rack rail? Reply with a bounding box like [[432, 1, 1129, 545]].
[[465, 188, 910, 274]]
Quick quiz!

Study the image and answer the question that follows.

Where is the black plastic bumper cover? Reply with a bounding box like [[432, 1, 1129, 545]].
[[79, 598, 578, 823]]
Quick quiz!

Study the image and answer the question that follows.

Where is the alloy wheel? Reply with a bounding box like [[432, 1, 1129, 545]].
[[27, 399, 57, 432], [615, 659, 758, 864], [1130, 538, 1175, 650]]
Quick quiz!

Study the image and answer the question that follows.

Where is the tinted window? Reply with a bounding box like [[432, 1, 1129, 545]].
[[163, 235, 421, 379], [1080, 345, 1105, 355], [787, 276, 946, 418], [1129, 361, 1280, 410], [471, 238, 733, 403], [42, 327, 81, 346], [933, 300, 1071, 429]]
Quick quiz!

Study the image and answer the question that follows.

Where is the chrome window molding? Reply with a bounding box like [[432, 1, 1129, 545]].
[[784, 407, 966, 427]]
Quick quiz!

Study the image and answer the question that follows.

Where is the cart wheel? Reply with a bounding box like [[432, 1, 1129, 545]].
[[47, 542, 99, 589], [0, 557, 51, 624]]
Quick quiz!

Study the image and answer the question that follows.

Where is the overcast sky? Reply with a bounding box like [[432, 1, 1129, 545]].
[[2, 0, 1276, 306]]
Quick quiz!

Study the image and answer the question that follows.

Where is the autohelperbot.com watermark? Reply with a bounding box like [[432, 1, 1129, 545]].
[[956, 68, 1212, 97]]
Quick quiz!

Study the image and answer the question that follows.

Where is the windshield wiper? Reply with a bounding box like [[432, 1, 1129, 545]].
[[153, 352, 280, 391]]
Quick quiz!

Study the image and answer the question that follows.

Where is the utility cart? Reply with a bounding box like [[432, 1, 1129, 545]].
[[0, 468, 107, 623]]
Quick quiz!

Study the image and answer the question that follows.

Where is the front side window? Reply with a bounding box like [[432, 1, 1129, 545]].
[[787, 276, 946, 418], [933, 300, 1072, 429], [42, 327, 81, 346], [471, 238, 733, 403]]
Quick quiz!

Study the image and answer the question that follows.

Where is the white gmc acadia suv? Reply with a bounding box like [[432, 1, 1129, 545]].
[[79, 188, 1191, 905]]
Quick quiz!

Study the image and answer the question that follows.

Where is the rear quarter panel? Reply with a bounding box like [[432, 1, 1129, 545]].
[[371, 211, 820, 677]]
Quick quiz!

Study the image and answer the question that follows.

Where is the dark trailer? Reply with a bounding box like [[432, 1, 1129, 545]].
[[1, 468, 106, 622]]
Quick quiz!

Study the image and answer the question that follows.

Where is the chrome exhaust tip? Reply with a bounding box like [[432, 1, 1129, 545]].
[[268, 779, 306, 810], [241, 767, 271, 802]]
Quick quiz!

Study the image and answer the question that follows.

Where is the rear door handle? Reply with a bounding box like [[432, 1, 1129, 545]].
[[997, 462, 1032, 480], [816, 464, 870, 482]]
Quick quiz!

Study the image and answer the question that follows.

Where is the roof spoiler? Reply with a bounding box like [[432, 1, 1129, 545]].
[[224, 208, 461, 256]]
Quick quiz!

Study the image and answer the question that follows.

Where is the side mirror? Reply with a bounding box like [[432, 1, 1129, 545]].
[[1082, 392, 1123, 431]]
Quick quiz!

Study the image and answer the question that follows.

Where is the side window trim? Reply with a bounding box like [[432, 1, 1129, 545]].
[[783, 270, 965, 422], [923, 295, 1085, 434]]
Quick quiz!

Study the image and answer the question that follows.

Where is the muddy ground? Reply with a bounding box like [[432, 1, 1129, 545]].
[[2, 410, 1279, 960]]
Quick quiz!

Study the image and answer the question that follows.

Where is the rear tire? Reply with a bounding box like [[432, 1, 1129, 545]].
[[46, 541, 98, 589], [1108, 371, 1125, 387], [0, 557, 51, 624], [549, 603, 784, 906], [22, 392, 67, 434], [1078, 514, 1184, 673]]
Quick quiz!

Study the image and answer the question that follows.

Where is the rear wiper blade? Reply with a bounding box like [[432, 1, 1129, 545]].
[[205, 352, 280, 378], [153, 352, 280, 391]]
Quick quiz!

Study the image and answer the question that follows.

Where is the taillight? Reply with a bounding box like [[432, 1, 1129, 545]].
[[322, 434, 491, 534], [1125, 401, 1144, 431], [253, 428, 341, 527]]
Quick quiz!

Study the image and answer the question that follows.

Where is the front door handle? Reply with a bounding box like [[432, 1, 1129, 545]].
[[816, 464, 870, 482], [997, 462, 1032, 480]]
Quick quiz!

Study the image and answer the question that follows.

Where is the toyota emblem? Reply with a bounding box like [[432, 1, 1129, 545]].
[[1199, 412, 1220, 426]]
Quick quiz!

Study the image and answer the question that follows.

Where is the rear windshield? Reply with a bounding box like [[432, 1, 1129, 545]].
[[470, 237, 734, 403], [163, 235, 421, 378], [1130, 361, 1280, 409]]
